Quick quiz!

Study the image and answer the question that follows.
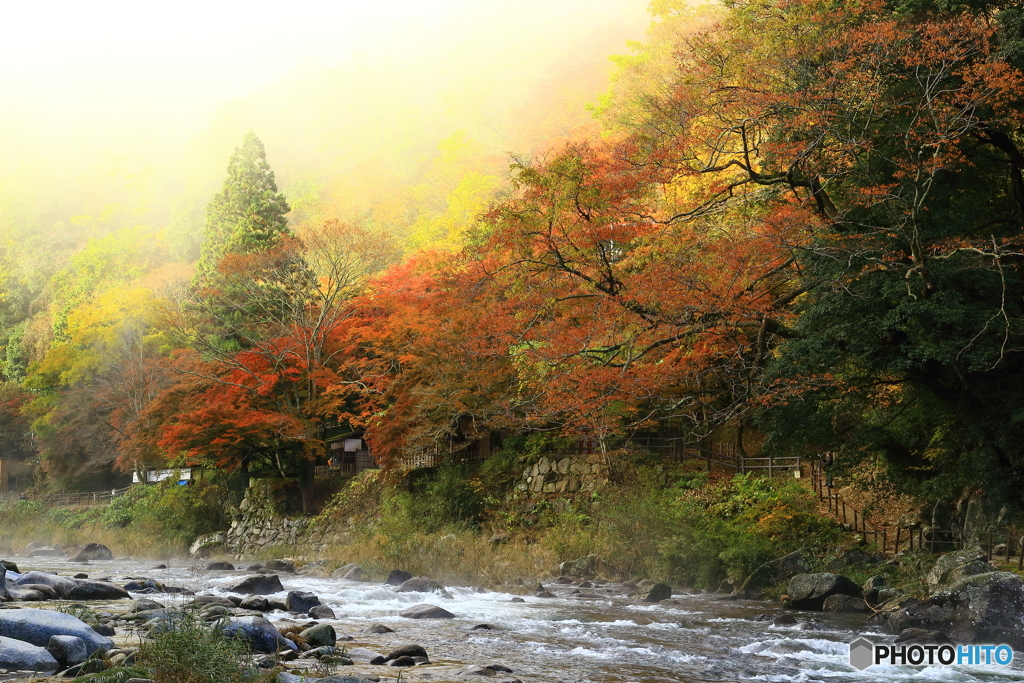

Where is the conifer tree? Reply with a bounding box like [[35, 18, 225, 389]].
[[196, 133, 291, 279]]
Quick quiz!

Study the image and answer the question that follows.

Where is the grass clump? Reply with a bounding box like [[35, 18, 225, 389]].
[[137, 610, 254, 683]]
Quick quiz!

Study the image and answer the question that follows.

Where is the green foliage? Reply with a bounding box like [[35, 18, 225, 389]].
[[100, 479, 229, 545], [196, 132, 291, 280], [402, 462, 485, 531]]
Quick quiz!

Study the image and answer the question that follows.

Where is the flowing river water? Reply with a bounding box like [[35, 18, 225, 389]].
[[4, 555, 1024, 683]]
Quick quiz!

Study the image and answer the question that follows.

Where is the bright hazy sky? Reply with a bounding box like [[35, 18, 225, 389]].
[[0, 0, 651, 234]]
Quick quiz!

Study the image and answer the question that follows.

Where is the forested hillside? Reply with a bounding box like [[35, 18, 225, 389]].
[[2, 0, 1024, 514]]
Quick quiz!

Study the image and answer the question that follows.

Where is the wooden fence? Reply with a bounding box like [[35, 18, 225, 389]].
[[0, 486, 132, 508], [808, 459, 1023, 564]]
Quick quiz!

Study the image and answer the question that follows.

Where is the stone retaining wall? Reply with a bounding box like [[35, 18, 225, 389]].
[[517, 454, 607, 494], [226, 479, 312, 558]]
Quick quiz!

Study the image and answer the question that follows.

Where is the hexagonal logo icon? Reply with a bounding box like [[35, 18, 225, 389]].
[[849, 637, 875, 670]]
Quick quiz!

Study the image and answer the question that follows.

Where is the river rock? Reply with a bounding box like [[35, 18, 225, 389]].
[[206, 561, 235, 571], [786, 573, 861, 610], [0, 635, 60, 673], [29, 545, 65, 557], [559, 555, 596, 578], [67, 543, 113, 562], [19, 583, 59, 600], [191, 595, 236, 607], [221, 617, 297, 653], [265, 559, 296, 573], [15, 572, 77, 598], [387, 644, 427, 660], [0, 608, 113, 654], [822, 594, 869, 613], [925, 549, 992, 593], [239, 595, 271, 612], [130, 599, 165, 612], [400, 603, 455, 619], [8, 587, 46, 601], [286, 590, 321, 613], [347, 647, 387, 664], [228, 574, 284, 595], [277, 674, 376, 683], [341, 565, 364, 581], [363, 623, 393, 634], [643, 583, 672, 602], [395, 576, 446, 594], [331, 563, 358, 579], [458, 665, 497, 676], [68, 581, 131, 600], [46, 635, 88, 667], [300, 623, 336, 648], [0, 566, 7, 602], [189, 532, 227, 559], [0, 560, 19, 573], [385, 569, 413, 585], [894, 628, 951, 645], [735, 550, 806, 597], [309, 605, 336, 619], [885, 571, 1024, 649]]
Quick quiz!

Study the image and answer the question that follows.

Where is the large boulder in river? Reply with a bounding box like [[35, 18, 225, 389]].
[[67, 543, 113, 562], [925, 549, 992, 593], [400, 603, 455, 619], [786, 573, 861, 610], [0, 608, 113, 654], [885, 571, 1024, 649], [228, 574, 284, 595], [67, 581, 130, 601], [285, 590, 321, 613], [220, 617, 297, 653], [0, 635, 60, 673], [15, 572, 77, 598], [0, 566, 7, 602], [735, 550, 806, 597]]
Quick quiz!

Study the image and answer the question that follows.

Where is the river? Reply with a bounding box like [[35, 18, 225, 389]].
[[5, 555, 1024, 683]]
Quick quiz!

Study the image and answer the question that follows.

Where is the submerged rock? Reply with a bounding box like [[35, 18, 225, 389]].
[[394, 576, 446, 594], [400, 603, 455, 619]]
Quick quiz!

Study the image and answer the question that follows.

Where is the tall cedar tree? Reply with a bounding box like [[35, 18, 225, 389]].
[[196, 133, 291, 280]]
